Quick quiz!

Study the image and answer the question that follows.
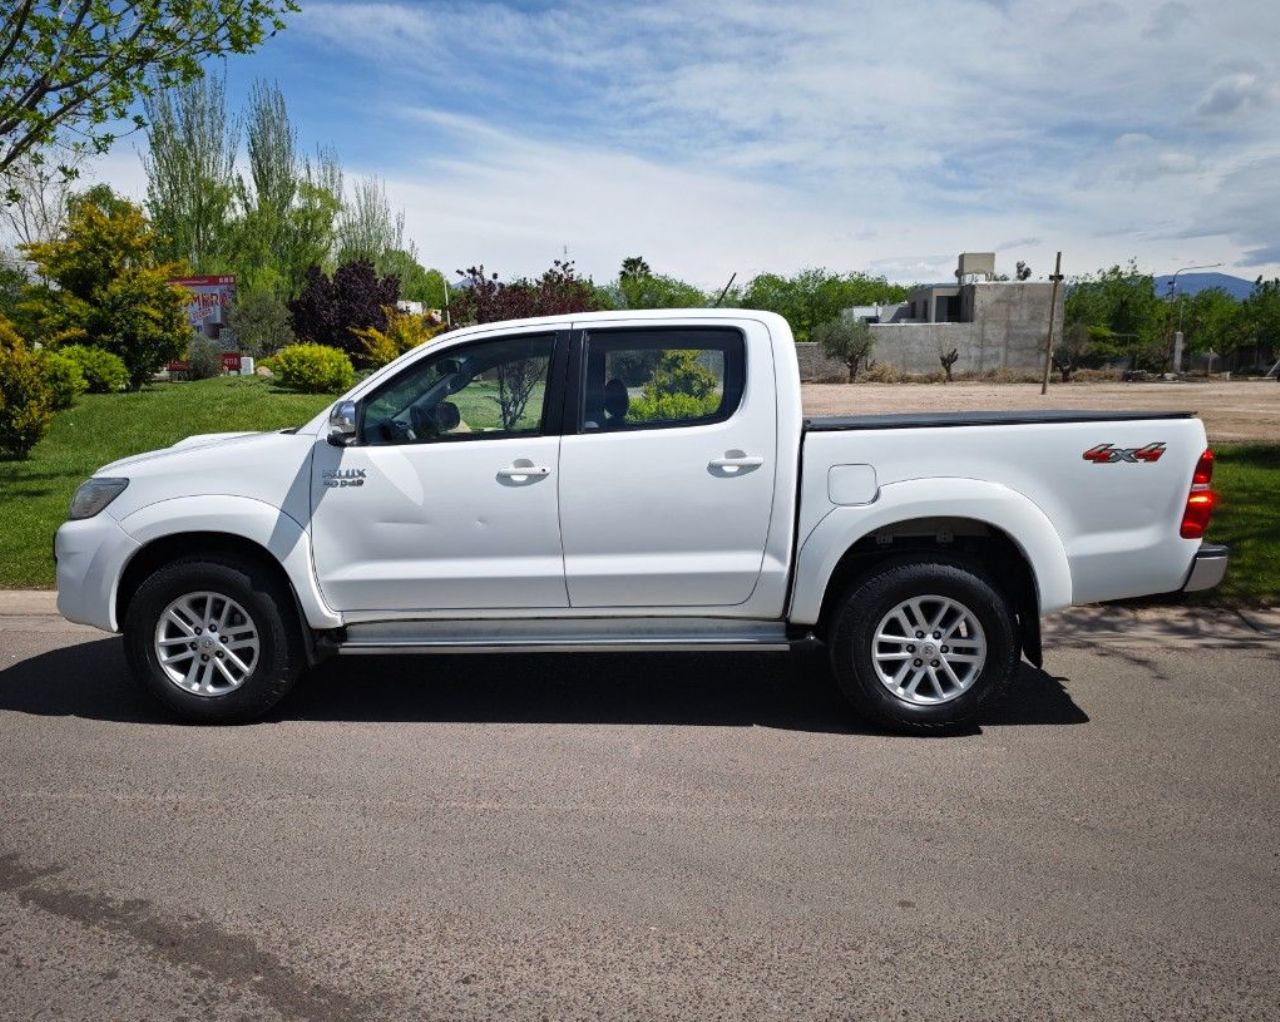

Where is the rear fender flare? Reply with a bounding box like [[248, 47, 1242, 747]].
[[788, 477, 1072, 626]]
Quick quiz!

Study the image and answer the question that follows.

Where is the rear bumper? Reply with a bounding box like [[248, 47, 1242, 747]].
[[1182, 543, 1229, 592]]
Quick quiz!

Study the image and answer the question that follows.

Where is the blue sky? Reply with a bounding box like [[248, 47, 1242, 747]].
[[93, 0, 1280, 287]]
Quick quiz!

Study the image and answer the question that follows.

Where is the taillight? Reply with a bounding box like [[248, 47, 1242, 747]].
[[1180, 448, 1215, 539]]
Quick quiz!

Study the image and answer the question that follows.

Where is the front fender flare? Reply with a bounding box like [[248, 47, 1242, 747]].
[[788, 477, 1073, 626], [116, 495, 342, 631]]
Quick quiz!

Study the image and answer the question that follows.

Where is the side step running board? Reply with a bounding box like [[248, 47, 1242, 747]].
[[336, 617, 791, 655]]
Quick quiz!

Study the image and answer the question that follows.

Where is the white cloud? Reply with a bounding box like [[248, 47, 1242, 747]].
[[82, 0, 1280, 283], [1193, 72, 1277, 119]]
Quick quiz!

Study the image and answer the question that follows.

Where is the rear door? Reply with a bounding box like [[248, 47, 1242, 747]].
[[556, 320, 778, 607]]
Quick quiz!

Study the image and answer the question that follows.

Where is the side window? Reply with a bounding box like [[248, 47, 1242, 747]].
[[579, 328, 745, 432], [360, 334, 556, 445]]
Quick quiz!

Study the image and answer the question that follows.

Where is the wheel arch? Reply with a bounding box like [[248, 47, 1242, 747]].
[[114, 495, 342, 633], [790, 480, 1073, 665]]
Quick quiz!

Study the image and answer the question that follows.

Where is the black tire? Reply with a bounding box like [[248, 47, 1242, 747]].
[[123, 553, 305, 723], [827, 556, 1018, 735]]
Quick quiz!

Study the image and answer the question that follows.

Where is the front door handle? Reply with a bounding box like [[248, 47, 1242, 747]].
[[709, 454, 764, 470], [497, 464, 550, 481]]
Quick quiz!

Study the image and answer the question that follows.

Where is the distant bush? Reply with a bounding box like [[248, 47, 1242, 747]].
[[39, 351, 87, 409], [860, 361, 906, 384], [1071, 367, 1124, 383], [351, 307, 443, 368], [0, 339, 53, 459], [812, 317, 874, 382], [273, 343, 355, 394], [629, 391, 721, 423], [188, 336, 225, 381], [227, 291, 295, 358], [59, 344, 128, 393]]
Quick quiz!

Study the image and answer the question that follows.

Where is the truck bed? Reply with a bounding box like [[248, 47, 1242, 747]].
[[803, 409, 1195, 432]]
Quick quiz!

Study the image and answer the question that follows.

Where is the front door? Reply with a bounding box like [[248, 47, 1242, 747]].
[[310, 330, 568, 612], [556, 322, 778, 608]]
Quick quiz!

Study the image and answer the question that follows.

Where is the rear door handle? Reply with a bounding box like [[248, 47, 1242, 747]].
[[709, 455, 764, 469]]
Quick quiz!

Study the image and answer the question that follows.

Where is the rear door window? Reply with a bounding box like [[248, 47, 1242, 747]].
[[578, 328, 745, 432]]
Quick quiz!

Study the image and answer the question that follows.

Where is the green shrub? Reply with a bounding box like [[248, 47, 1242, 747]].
[[629, 391, 721, 423], [60, 345, 128, 393], [0, 340, 54, 459], [648, 349, 719, 398], [273, 343, 355, 394], [39, 351, 87, 409], [227, 291, 295, 358], [188, 336, 225, 381]]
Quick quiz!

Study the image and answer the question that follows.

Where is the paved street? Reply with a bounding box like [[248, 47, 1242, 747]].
[[1, 607, 1277, 1021]]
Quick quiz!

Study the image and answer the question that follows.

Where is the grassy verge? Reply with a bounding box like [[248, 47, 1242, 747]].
[[0, 377, 330, 589], [2, 382, 1276, 606], [1190, 444, 1280, 607]]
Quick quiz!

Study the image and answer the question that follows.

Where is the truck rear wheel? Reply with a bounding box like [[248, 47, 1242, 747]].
[[123, 554, 304, 724], [827, 556, 1018, 735]]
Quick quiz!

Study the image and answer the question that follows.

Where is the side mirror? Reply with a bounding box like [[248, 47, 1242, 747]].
[[328, 400, 357, 446]]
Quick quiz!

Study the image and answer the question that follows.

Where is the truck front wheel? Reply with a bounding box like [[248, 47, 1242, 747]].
[[123, 554, 304, 723], [827, 557, 1019, 735]]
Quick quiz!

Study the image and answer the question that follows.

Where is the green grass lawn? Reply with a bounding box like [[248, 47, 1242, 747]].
[[0, 377, 330, 589], [1190, 444, 1280, 608], [2, 380, 1276, 606]]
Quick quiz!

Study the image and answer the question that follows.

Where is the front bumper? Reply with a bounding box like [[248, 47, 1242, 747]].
[[1182, 543, 1229, 592], [55, 514, 140, 632]]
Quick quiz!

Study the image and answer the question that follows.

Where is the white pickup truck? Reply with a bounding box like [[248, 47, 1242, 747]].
[[55, 310, 1226, 732]]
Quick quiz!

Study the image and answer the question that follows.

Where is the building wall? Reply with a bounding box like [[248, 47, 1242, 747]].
[[795, 282, 1064, 380]]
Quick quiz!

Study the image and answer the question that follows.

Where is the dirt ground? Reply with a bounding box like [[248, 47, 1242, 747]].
[[801, 379, 1280, 443]]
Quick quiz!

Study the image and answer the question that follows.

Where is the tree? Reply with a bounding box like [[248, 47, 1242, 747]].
[[142, 72, 238, 270], [450, 260, 595, 326], [0, 145, 83, 245], [380, 249, 447, 307], [351, 306, 443, 368], [812, 316, 875, 382], [1015, 261, 1032, 281], [336, 175, 406, 270], [287, 259, 399, 361], [620, 256, 651, 281], [0, 247, 25, 322], [227, 84, 342, 298], [1064, 262, 1165, 370], [938, 345, 959, 381], [741, 269, 910, 342], [20, 187, 188, 388], [607, 258, 707, 310], [1180, 287, 1244, 360], [226, 290, 293, 358], [0, 314, 52, 458], [0, 1, 296, 188], [1240, 277, 1280, 356], [1052, 321, 1096, 382]]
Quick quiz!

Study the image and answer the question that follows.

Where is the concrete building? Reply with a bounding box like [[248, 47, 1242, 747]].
[[795, 253, 1064, 380]]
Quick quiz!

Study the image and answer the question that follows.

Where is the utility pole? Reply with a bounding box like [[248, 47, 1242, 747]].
[[1040, 251, 1063, 396], [1167, 262, 1222, 373]]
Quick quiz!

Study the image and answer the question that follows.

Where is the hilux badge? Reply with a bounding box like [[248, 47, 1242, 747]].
[[322, 468, 367, 488]]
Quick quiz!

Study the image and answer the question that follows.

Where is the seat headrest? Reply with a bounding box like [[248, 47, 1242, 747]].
[[603, 378, 629, 422]]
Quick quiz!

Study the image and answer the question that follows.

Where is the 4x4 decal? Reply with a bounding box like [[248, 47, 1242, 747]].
[[1082, 442, 1166, 464]]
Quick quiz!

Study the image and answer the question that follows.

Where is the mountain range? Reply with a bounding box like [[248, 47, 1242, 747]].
[[1151, 272, 1258, 300]]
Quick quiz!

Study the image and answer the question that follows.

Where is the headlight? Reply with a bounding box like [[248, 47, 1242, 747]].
[[68, 478, 129, 520]]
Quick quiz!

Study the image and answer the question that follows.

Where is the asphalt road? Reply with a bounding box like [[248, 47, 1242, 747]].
[[1, 618, 1277, 1021]]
